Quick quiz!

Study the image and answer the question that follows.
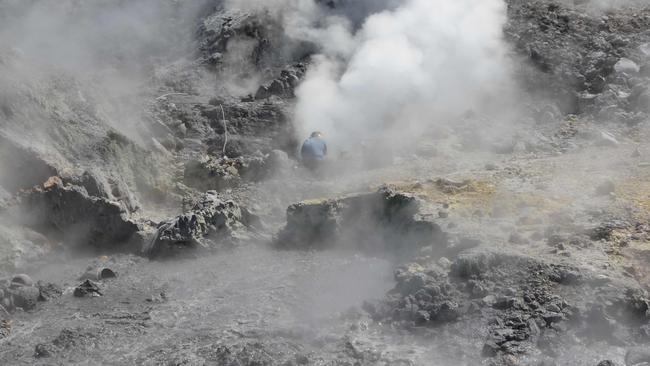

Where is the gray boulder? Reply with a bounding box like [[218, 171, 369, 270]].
[[20, 176, 139, 250], [275, 188, 446, 257]]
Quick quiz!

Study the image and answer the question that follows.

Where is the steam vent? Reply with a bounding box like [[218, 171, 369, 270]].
[[2, 0, 650, 364]]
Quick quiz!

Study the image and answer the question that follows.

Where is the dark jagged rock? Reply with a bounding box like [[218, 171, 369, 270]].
[[19, 177, 140, 250], [145, 191, 255, 257], [275, 188, 446, 257], [73, 280, 102, 298]]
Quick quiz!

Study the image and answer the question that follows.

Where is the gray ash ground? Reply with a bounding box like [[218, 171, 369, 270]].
[[1, 0, 650, 365]]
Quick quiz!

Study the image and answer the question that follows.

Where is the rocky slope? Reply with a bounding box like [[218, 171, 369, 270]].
[[0, 0, 649, 365]]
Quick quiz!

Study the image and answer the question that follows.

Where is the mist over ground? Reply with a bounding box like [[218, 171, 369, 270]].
[[0, 0, 649, 365]]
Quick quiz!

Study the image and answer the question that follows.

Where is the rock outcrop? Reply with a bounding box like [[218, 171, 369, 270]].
[[18, 177, 140, 250], [275, 188, 446, 257], [145, 191, 256, 258]]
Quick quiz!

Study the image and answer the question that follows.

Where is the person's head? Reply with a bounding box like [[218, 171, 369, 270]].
[[310, 131, 323, 138]]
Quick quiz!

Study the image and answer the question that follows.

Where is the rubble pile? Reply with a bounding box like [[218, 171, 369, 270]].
[[138, 339, 310, 366], [365, 247, 650, 361], [145, 191, 255, 257], [0, 274, 61, 313], [507, 0, 650, 123], [183, 153, 269, 191], [275, 188, 446, 257]]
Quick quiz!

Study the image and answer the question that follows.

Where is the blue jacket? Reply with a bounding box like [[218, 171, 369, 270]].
[[301, 137, 327, 160]]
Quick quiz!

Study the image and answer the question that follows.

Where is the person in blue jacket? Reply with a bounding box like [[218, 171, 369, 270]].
[[300, 131, 327, 170]]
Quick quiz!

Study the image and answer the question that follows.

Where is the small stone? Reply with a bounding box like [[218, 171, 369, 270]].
[[73, 280, 102, 298], [614, 58, 640, 74], [34, 343, 56, 358]]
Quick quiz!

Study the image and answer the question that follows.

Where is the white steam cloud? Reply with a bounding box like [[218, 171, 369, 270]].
[[0, 0, 209, 142], [293, 0, 513, 153], [224, 0, 516, 155]]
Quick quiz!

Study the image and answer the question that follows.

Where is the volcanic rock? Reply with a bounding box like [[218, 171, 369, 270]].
[[0, 275, 56, 312], [183, 154, 270, 191], [73, 280, 102, 298], [19, 177, 140, 250], [145, 191, 255, 257], [275, 188, 446, 257]]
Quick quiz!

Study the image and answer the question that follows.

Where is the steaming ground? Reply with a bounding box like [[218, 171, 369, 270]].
[[1, 139, 648, 365], [1, 0, 650, 365]]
